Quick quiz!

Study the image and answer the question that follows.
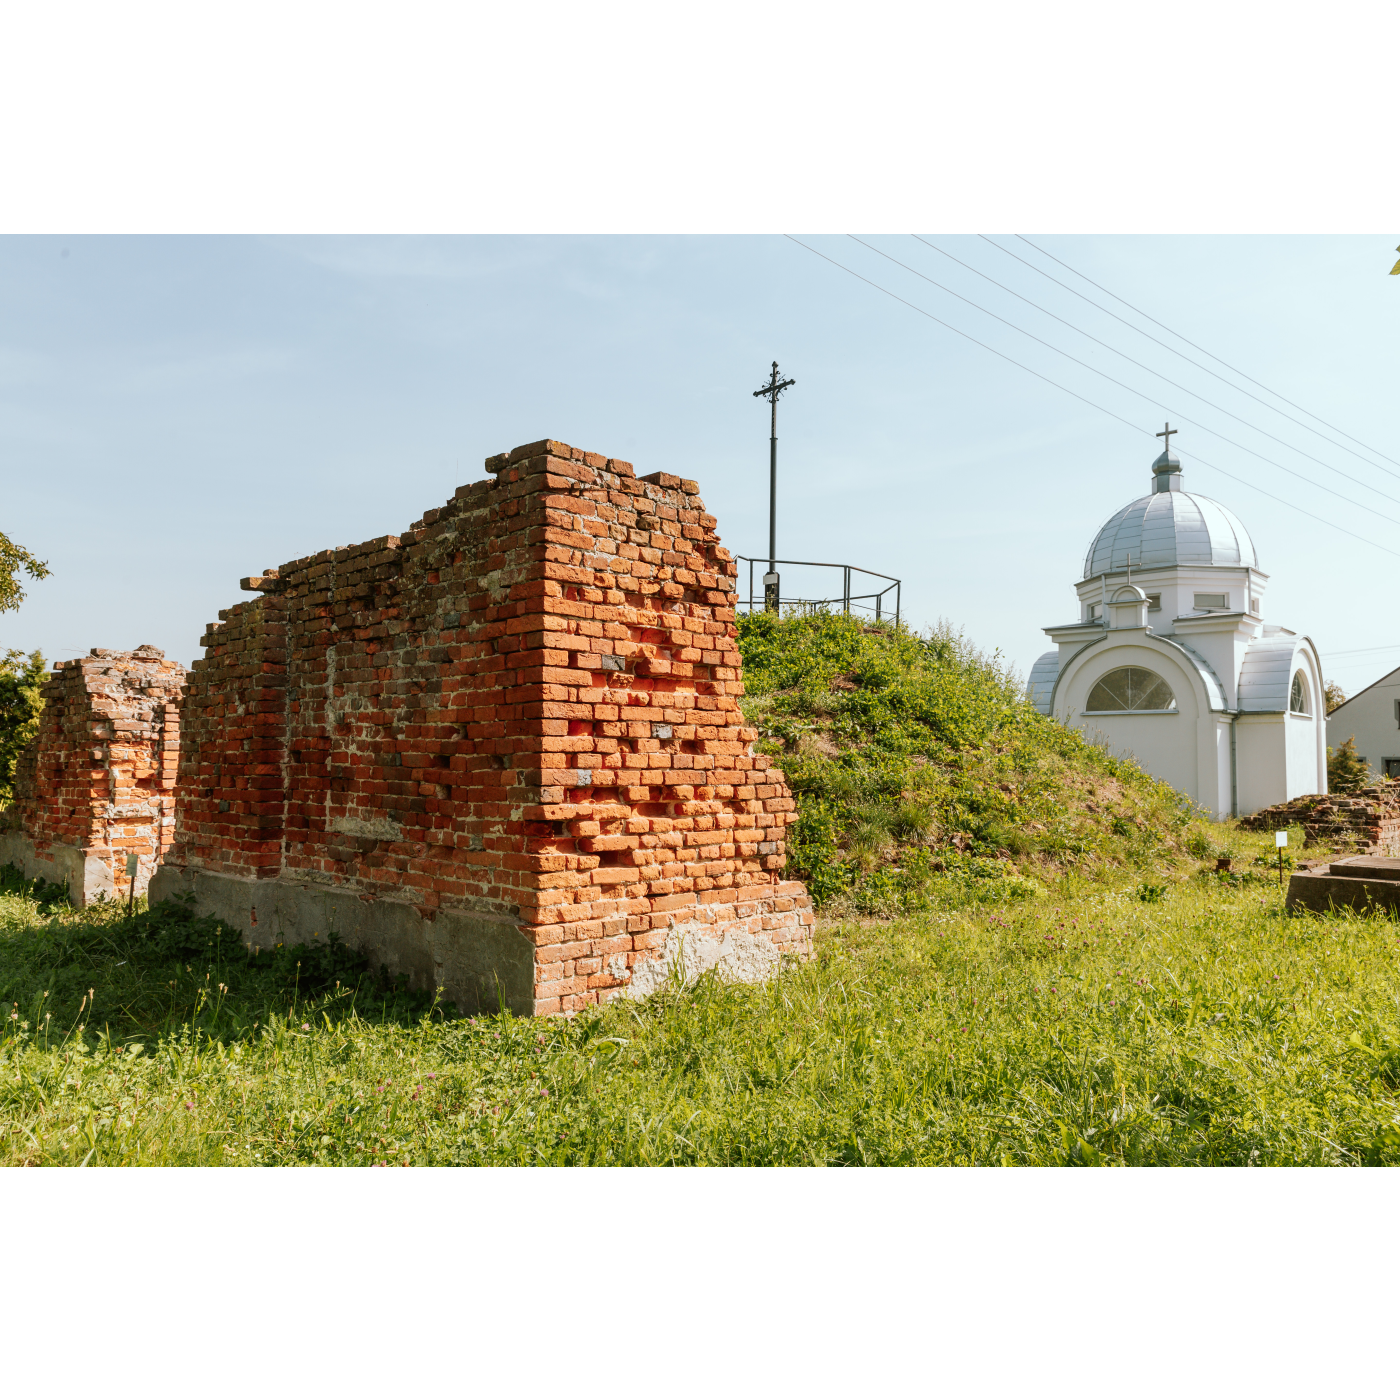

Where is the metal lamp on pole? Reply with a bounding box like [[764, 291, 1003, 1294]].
[[752, 361, 795, 613]]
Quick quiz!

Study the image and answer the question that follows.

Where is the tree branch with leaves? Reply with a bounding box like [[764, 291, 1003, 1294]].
[[0, 531, 50, 616], [0, 649, 46, 803], [0, 531, 50, 802]]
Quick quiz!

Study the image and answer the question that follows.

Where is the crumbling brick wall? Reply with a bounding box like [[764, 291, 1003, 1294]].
[[170, 592, 288, 881], [1238, 784, 1400, 856], [0, 646, 185, 905], [152, 440, 814, 1014]]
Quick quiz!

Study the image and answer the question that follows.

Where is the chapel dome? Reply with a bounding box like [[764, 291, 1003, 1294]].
[[1082, 450, 1257, 578]]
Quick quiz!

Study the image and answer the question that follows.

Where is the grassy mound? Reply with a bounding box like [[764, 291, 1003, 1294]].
[[739, 612, 1198, 912]]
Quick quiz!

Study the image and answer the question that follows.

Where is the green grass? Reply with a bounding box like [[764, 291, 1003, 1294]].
[[737, 612, 1199, 913], [5, 829, 1400, 1165]]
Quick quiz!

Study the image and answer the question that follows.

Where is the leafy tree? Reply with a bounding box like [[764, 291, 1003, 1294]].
[[1328, 735, 1371, 794], [0, 531, 50, 616], [0, 530, 51, 802], [1324, 680, 1346, 715], [0, 649, 46, 802]]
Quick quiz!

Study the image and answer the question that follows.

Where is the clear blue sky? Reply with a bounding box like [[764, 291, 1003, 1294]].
[[2, 235, 1396, 692]]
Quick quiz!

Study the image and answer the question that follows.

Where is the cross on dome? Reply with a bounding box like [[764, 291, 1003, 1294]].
[[1151, 423, 1182, 486], [1081, 438, 1256, 575]]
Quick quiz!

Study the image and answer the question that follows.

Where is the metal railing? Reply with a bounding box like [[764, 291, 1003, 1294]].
[[734, 556, 901, 627]]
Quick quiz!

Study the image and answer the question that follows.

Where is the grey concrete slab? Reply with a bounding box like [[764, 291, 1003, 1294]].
[[149, 865, 535, 1015], [1286, 866, 1400, 916], [0, 832, 114, 907]]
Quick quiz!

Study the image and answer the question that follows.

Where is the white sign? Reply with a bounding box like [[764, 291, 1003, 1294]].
[[125, 852, 139, 877], [1275, 831, 1288, 847]]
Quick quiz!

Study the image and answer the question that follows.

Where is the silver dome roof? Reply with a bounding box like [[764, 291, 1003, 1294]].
[[1083, 489, 1257, 578]]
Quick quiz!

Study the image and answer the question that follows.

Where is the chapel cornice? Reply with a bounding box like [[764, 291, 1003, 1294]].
[[1048, 626, 1231, 715], [1043, 621, 1106, 642], [1169, 611, 1260, 638]]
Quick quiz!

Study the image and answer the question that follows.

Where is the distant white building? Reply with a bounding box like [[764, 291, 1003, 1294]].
[[1326, 668, 1400, 779], [1028, 435, 1327, 819]]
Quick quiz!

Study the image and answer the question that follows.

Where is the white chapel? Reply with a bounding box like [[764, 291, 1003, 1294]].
[[1028, 431, 1327, 819]]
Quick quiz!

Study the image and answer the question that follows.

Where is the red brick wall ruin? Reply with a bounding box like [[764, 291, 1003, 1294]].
[[151, 440, 813, 1014], [1239, 786, 1400, 856], [0, 647, 184, 905]]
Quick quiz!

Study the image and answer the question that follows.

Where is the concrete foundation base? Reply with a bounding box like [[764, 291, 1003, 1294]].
[[1286, 856, 1400, 917], [0, 832, 115, 907], [149, 865, 536, 1015]]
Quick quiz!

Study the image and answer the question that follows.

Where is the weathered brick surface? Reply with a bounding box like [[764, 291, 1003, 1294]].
[[0, 646, 185, 904], [1239, 785, 1400, 856], [158, 441, 813, 1013], [174, 593, 287, 880]]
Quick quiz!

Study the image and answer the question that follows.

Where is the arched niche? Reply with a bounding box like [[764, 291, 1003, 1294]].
[[1086, 665, 1177, 713], [1059, 644, 1206, 725]]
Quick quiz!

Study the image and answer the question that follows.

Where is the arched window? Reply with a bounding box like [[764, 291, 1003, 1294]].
[[1290, 670, 1311, 715], [1086, 666, 1177, 713]]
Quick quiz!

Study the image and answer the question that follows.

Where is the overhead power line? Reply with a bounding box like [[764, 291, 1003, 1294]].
[[783, 235, 1400, 562], [1323, 643, 1400, 659], [1323, 660, 1400, 675], [846, 235, 1400, 531], [908, 234, 1400, 509], [1005, 235, 1400, 477]]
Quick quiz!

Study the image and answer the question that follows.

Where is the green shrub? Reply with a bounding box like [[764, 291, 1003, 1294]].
[[890, 799, 935, 843], [1328, 735, 1370, 794], [1186, 829, 1225, 861], [784, 800, 851, 906], [0, 649, 45, 803]]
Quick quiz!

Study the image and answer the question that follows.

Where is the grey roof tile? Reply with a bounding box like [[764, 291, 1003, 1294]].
[[1084, 489, 1257, 578], [1238, 637, 1300, 711], [1028, 650, 1059, 714]]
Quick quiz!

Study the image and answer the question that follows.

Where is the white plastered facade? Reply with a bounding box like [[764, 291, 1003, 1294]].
[[1028, 446, 1326, 819]]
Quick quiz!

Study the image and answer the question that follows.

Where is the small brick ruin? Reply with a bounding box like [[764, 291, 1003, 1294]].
[[1238, 783, 1400, 857], [149, 439, 813, 1014], [0, 647, 185, 905]]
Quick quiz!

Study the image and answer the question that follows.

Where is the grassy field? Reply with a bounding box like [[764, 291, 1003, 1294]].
[[4, 614, 1395, 1167], [4, 825, 1399, 1166]]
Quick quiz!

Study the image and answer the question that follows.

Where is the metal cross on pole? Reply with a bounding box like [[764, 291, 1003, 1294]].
[[752, 361, 795, 612], [1156, 422, 1177, 453]]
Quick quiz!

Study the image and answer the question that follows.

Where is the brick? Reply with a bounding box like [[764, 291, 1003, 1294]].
[[128, 437, 812, 1014], [0, 646, 185, 904]]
